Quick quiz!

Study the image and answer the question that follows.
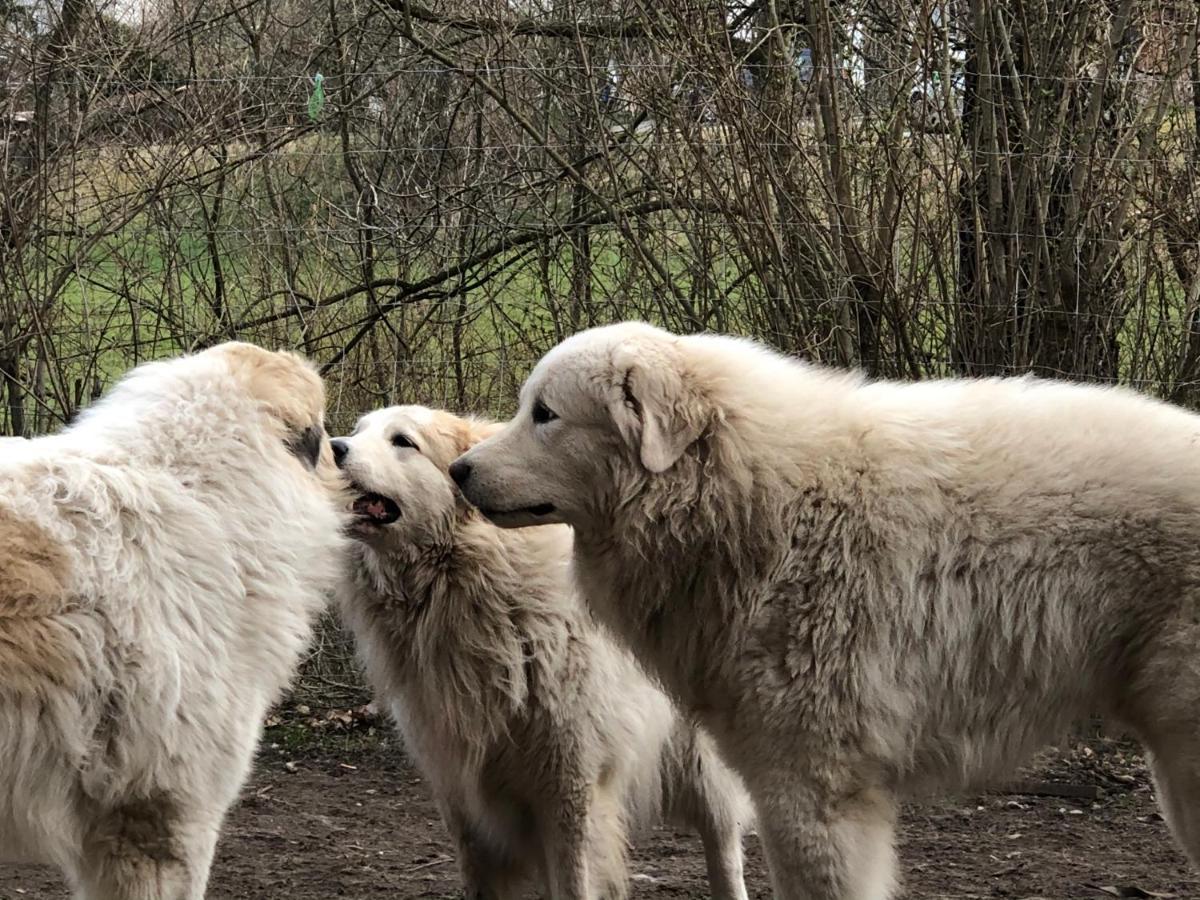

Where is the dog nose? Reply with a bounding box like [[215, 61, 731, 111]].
[[330, 439, 349, 468], [449, 459, 471, 487]]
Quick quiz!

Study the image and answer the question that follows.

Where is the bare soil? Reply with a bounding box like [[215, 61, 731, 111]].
[[2, 728, 1195, 899]]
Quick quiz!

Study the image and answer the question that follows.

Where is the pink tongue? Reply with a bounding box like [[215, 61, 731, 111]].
[[352, 496, 389, 519]]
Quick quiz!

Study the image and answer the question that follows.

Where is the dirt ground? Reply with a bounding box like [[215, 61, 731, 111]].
[[2, 728, 1196, 900]]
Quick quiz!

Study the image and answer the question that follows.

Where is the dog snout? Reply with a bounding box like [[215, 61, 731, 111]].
[[449, 459, 471, 487], [331, 439, 350, 468]]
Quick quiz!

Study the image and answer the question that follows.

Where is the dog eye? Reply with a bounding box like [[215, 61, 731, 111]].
[[532, 400, 558, 425], [391, 434, 418, 450]]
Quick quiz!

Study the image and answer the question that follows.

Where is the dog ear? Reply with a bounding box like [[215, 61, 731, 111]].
[[284, 425, 323, 469], [608, 340, 706, 474], [457, 417, 505, 454]]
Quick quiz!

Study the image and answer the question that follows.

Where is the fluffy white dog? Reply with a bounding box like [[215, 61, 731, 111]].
[[0, 343, 348, 899], [451, 320, 1200, 899], [334, 405, 752, 900]]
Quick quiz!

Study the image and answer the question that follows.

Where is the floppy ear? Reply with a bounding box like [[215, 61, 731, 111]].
[[439, 415, 505, 463], [460, 416, 505, 453], [608, 340, 706, 474], [284, 425, 323, 470]]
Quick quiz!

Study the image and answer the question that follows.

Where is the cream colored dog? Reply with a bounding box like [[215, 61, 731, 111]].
[[0, 343, 347, 899], [333, 405, 752, 900], [451, 320, 1200, 899]]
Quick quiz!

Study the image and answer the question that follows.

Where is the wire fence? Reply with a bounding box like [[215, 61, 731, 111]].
[[4, 0, 1200, 701]]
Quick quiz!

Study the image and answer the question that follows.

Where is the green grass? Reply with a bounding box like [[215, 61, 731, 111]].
[[9, 128, 1200, 432]]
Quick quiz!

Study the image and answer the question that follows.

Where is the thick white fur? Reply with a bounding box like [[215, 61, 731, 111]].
[[335, 405, 752, 900], [455, 320, 1200, 899], [0, 343, 348, 899]]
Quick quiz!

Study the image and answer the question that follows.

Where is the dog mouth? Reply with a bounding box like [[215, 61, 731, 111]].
[[349, 485, 401, 526], [481, 503, 556, 521]]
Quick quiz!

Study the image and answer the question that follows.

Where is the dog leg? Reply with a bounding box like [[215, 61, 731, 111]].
[[443, 807, 513, 900], [1136, 705, 1200, 866], [455, 835, 502, 900], [752, 777, 897, 900], [695, 814, 750, 900], [541, 787, 592, 900], [586, 787, 631, 900], [658, 726, 749, 900], [1145, 740, 1200, 869], [1127, 627, 1200, 868], [72, 799, 220, 900], [543, 837, 590, 900]]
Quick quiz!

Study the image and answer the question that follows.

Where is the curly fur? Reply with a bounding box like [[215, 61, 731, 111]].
[[335, 405, 752, 900], [0, 342, 349, 899], [454, 320, 1200, 899]]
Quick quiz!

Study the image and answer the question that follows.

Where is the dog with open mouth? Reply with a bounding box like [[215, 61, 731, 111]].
[[332, 404, 753, 900]]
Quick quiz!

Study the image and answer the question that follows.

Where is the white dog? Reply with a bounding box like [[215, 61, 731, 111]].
[[0, 343, 348, 899], [333, 405, 752, 900], [451, 320, 1200, 899]]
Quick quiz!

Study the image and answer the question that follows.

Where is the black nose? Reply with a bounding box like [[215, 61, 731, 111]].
[[449, 459, 471, 487], [330, 439, 349, 468]]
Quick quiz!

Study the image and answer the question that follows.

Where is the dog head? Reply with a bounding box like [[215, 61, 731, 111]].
[[205, 342, 332, 473], [75, 341, 338, 484], [449, 322, 710, 530], [331, 405, 501, 544]]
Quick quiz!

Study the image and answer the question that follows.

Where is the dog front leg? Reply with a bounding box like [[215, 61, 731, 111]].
[[441, 806, 512, 900], [541, 787, 592, 900], [72, 798, 221, 900], [752, 773, 899, 900]]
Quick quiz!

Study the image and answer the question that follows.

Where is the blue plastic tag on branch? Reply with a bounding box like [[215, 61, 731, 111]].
[[307, 73, 326, 122]]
